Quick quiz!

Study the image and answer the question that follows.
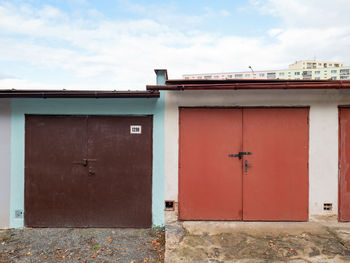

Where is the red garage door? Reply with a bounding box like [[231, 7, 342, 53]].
[[339, 108, 350, 221], [25, 115, 153, 228], [179, 108, 309, 221]]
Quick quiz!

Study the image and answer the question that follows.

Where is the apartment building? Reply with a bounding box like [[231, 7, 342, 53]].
[[183, 60, 350, 80], [289, 60, 344, 70]]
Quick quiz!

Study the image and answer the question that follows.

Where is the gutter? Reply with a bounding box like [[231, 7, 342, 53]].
[[147, 81, 350, 91], [0, 90, 160, 98]]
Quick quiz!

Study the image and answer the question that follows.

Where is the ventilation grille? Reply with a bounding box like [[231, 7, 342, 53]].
[[165, 201, 175, 211], [323, 203, 332, 211]]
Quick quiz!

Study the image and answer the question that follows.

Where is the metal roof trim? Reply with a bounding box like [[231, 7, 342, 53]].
[[0, 90, 160, 98], [147, 80, 350, 91]]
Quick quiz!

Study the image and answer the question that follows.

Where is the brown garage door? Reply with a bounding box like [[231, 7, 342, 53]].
[[179, 108, 309, 221], [25, 115, 152, 227], [339, 108, 350, 221]]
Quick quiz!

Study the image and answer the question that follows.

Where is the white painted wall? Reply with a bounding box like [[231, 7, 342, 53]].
[[0, 99, 11, 228], [165, 89, 350, 219]]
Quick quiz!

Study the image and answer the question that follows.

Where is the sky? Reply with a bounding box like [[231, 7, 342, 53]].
[[0, 0, 349, 90]]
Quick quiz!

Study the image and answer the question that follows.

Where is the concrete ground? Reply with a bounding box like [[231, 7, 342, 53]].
[[165, 210, 350, 263], [0, 227, 164, 263]]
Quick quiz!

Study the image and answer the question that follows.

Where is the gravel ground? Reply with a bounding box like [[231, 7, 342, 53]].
[[0, 227, 164, 263]]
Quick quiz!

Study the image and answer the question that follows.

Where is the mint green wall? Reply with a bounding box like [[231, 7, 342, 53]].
[[10, 95, 165, 228], [0, 99, 11, 228]]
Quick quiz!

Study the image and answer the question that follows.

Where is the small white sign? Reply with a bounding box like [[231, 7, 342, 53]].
[[130, 125, 142, 134]]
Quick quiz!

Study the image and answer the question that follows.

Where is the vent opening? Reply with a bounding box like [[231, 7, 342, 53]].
[[323, 203, 332, 211], [165, 201, 175, 211]]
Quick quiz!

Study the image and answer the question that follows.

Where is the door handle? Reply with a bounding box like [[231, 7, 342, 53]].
[[228, 153, 241, 158], [245, 160, 253, 173], [229, 152, 252, 159], [72, 159, 97, 167], [239, 152, 252, 156]]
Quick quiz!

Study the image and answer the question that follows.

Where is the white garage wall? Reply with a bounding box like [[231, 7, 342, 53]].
[[0, 99, 11, 228], [165, 89, 350, 219]]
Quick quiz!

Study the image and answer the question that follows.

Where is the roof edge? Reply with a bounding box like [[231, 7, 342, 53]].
[[147, 80, 350, 91], [0, 90, 160, 98]]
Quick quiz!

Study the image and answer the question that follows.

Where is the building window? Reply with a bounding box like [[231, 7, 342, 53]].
[[214, 76, 219, 79], [315, 71, 320, 75], [318, 63, 322, 66], [329, 64, 333, 67], [295, 72, 300, 75], [235, 74, 243, 78], [184, 77, 189, 79], [315, 77, 321, 80], [227, 75, 233, 78], [245, 74, 250, 77], [197, 76, 202, 79], [340, 69, 350, 74], [340, 76, 349, 79], [204, 75, 212, 79], [259, 73, 265, 77], [331, 70, 337, 74], [279, 72, 285, 76], [267, 73, 276, 79], [331, 76, 337, 80]]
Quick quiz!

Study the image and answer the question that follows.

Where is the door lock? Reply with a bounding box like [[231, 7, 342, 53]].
[[244, 159, 253, 173]]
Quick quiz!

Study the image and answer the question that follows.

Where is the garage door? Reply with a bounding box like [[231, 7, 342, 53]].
[[339, 108, 350, 221], [25, 115, 152, 227], [179, 108, 309, 221]]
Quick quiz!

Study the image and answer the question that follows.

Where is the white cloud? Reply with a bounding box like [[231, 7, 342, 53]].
[[252, 0, 350, 28], [251, 0, 350, 64], [220, 10, 230, 17], [0, 1, 349, 90], [0, 78, 67, 90], [268, 28, 283, 37]]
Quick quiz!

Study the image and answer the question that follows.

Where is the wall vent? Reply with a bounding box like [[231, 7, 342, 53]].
[[165, 201, 175, 211], [323, 203, 332, 211]]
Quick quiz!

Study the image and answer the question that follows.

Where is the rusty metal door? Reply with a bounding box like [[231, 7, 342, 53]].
[[339, 108, 350, 221], [179, 108, 309, 221], [179, 108, 243, 220], [25, 115, 152, 227], [242, 108, 309, 221]]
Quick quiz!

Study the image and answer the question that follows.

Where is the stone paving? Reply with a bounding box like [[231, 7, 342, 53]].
[[165, 210, 350, 263]]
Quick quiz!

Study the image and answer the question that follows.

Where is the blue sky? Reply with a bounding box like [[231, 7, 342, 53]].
[[0, 0, 349, 90]]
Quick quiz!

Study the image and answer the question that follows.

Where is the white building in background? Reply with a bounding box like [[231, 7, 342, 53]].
[[183, 60, 350, 81]]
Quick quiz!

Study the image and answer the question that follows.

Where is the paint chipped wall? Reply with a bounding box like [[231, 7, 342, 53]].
[[164, 89, 350, 219]]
